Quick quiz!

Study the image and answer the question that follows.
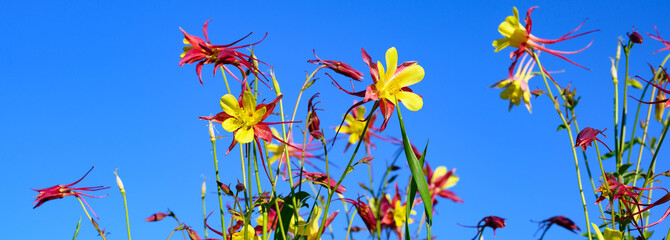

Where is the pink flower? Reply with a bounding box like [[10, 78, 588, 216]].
[[179, 19, 269, 85], [307, 93, 324, 140], [460, 216, 507, 238], [342, 197, 377, 233], [574, 127, 611, 152], [295, 171, 346, 194], [648, 26, 670, 53], [308, 50, 364, 80], [32, 166, 109, 218], [145, 211, 174, 222], [535, 216, 580, 236]]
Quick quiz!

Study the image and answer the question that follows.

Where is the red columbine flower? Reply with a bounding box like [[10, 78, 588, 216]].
[[307, 93, 324, 140], [308, 50, 364, 80], [423, 162, 464, 205], [342, 197, 377, 234], [333, 47, 424, 132], [493, 7, 598, 81], [648, 26, 670, 53], [535, 216, 580, 236], [295, 171, 346, 194], [334, 105, 390, 154], [628, 28, 643, 44], [460, 216, 506, 238], [146, 211, 174, 222], [179, 19, 269, 85], [32, 166, 109, 218], [574, 127, 612, 152]]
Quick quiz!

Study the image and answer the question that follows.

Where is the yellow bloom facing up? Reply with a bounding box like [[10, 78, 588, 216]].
[[220, 91, 266, 144]]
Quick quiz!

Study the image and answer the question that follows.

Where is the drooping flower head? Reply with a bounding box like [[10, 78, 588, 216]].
[[179, 19, 270, 86], [535, 216, 580, 237], [32, 166, 109, 218], [423, 162, 464, 205], [493, 7, 598, 81], [574, 127, 611, 152], [490, 53, 537, 113], [460, 216, 506, 239], [295, 170, 346, 194], [628, 27, 643, 44], [333, 47, 424, 132], [307, 93, 324, 140], [342, 197, 377, 234], [145, 211, 175, 222], [308, 50, 364, 80]]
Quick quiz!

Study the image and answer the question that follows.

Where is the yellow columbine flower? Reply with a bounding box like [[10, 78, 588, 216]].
[[332, 47, 425, 132], [289, 206, 339, 240], [492, 7, 528, 52], [491, 54, 537, 113], [231, 224, 260, 240]]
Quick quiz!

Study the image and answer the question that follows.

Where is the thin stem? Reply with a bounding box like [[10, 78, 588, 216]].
[[75, 196, 107, 240], [220, 66, 232, 95], [572, 114, 606, 219], [210, 122, 229, 240], [121, 188, 131, 240], [618, 42, 633, 183], [531, 50, 592, 240], [594, 142, 615, 229], [317, 102, 379, 237], [345, 210, 358, 240]]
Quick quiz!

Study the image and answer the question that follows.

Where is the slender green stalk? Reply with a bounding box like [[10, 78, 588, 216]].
[[114, 170, 132, 240], [626, 83, 650, 165], [201, 178, 208, 238], [209, 121, 228, 240], [618, 42, 633, 183], [72, 216, 81, 240], [317, 102, 379, 237], [75, 196, 107, 240], [572, 114, 606, 219], [531, 50, 592, 240], [594, 142, 614, 229], [345, 210, 358, 240]]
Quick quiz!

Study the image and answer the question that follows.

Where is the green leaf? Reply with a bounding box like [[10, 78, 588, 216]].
[[396, 112, 432, 226], [404, 143, 428, 240], [274, 191, 311, 240], [557, 124, 567, 131], [72, 216, 82, 240]]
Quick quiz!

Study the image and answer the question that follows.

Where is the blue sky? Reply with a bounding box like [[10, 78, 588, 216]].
[[3, 1, 670, 239]]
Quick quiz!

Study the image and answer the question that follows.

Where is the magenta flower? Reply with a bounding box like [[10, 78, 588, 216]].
[[308, 50, 364, 80], [179, 19, 268, 85], [574, 127, 611, 152], [307, 93, 324, 140], [342, 197, 377, 234], [145, 211, 174, 222], [460, 216, 506, 239], [295, 171, 346, 194], [648, 26, 670, 53], [32, 166, 109, 218], [535, 216, 580, 238]]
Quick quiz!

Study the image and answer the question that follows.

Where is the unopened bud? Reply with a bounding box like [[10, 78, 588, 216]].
[[616, 42, 621, 61], [217, 181, 233, 196], [271, 71, 281, 95], [114, 169, 125, 193], [628, 29, 643, 44], [235, 182, 246, 192], [201, 179, 206, 198], [610, 58, 618, 84], [208, 121, 216, 141]]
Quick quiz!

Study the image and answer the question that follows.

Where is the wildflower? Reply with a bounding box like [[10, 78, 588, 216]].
[[490, 54, 537, 113], [648, 26, 670, 53], [290, 205, 339, 240], [460, 216, 506, 239], [145, 211, 174, 222], [32, 166, 109, 218], [423, 163, 464, 205], [307, 93, 324, 140], [335, 105, 389, 153], [630, 74, 670, 117], [308, 50, 364, 80], [231, 224, 261, 240], [493, 7, 598, 80], [628, 28, 643, 44], [179, 19, 269, 85], [574, 127, 612, 152], [217, 181, 233, 196], [535, 216, 580, 237], [597, 174, 670, 229], [199, 84, 293, 155], [380, 185, 416, 239], [333, 47, 424, 132], [295, 170, 346, 194], [342, 197, 377, 233]]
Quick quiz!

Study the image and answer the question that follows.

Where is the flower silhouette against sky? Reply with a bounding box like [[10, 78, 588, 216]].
[[32, 166, 109, 218]]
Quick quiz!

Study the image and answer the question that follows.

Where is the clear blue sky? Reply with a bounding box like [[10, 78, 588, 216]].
[[3, 1, 670, 239]]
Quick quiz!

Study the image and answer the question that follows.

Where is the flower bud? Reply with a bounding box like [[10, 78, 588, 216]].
[[201, 179, 206, 198], [208, 121, 216, 142], [628, 30, 643, 44], [146, 212, 171, 222], [616, 43, 621, 61], [114, 169, 125, 193], [236, 182, 246, 192], [610, 58, 618, 84], [307, 93, 324, 140], [217, 181, 233, 196]]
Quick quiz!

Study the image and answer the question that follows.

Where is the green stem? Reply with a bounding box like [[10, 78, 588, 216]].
[[531, 50, 592, 240], [572, 114, 606, 219], [594, 142, 615, 229], [317, 102, 379, 237], [209, 122, 229, 240], [121, 188, 131, 240], [75, 196, 107, 240]]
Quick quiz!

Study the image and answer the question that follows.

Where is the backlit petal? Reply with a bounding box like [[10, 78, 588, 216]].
[[253, 107, 267, 123], [242, 91, 257, 111], [392, 65, 424, 88], [385, 47, 398, 81], [222, 118, 242, 132], [220, 94, 240, 116], [396, 91, 423, 111], [235, 127, 255, 143]]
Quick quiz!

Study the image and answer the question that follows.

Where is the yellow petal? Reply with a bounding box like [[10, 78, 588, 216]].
[[391, 65, 424, 89], [220, 94, 240, 116], [385, 47, 398, 81], [183, 38, 190, 45], [492, 38, 511, 52], [445, 175, 459, 189], [396, 91, 423, 111], [222, 118, 242, 132], [253, 107, 267, 123], [377, 61, 386, 87], [355, 107, 366, 121], [431, 166, 447, 183], [348, 132, 360, 144], [242, 91, 257, 111], [235, 127, 255, 143], [336, 125, 351, 134]]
